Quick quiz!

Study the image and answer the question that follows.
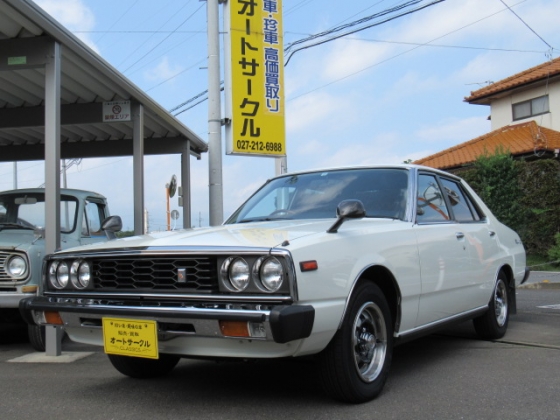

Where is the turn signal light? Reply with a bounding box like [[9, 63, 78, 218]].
[[219, 321, 250, 338], [45, 311, 64, 325]]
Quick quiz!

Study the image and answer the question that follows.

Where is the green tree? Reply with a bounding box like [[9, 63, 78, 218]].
[[471, 149, 524, 234]]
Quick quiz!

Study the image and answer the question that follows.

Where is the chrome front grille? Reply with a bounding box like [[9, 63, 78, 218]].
[[92, 256, 218, 292], [0, 251, 22, 282], [0, 251, 9, 281]]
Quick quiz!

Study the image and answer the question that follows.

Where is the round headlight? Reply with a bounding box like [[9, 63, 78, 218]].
[[70, 260, 91, 289], [228, 257, 250, 291], [48, 261, 60, 288], [7, 255, 28, 279], [259, 257, 284, 292], [56, 261, 69, 289]]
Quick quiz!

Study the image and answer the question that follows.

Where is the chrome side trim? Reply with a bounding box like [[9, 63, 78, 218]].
[[395, 306, 487, 339]]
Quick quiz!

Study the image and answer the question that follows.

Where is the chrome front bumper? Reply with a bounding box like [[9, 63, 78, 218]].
[[19, 296, 315, 344]]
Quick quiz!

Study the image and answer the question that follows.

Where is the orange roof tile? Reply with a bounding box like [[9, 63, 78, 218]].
[[465, 57, 560, 104], [414, 121, 560, 170]]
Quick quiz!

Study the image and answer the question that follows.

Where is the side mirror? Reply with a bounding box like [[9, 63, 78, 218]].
[[101, 215, 122, 240], [327, 200, 366, 234]]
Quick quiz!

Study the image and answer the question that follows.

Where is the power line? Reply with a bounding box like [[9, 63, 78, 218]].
[[285, 0, 445, 65], [122, 2, 203, 73], [169, 0, 445, 115], [498, 0, 554, 50], [117, 2, 197, 70]]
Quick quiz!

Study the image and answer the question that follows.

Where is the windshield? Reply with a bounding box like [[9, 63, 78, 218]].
[[0, 192, 78, 233], [226, 168, 409, 224]]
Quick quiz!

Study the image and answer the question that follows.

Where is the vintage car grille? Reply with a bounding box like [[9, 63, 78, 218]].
[[92, 256, 218, 293], [0, 251, 23, 282]]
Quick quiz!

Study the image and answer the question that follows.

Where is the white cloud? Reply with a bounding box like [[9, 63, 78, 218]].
[[34, 0, 99, 53], [321, 38, 391, 82], [144, 57, 184, 83], [416, 116, 489, 144], [286, 91, 340, 132]]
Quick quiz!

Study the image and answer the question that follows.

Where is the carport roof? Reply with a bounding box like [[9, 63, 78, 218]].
[[0, 0, 208, 162]]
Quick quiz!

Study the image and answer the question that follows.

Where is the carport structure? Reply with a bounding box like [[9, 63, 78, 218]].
[[0, 0, 208, 256]]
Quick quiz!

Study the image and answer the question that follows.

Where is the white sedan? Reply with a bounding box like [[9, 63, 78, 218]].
[[21, 165, 528, 403]]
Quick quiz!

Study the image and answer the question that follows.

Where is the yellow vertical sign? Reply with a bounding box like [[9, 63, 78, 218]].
[[227, 0, 286, 157]]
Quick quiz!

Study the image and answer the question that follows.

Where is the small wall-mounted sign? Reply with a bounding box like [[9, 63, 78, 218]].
[[103, 101, 131, 122], [8, 56, 27, 65]]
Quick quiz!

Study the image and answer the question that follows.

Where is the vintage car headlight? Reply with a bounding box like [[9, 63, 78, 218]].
[[6, 255, 28, 279], [48, 261, 69, 289], [221, 257, 250, 292], [70, 260, 91, 289], [255, 257, 284, 292]]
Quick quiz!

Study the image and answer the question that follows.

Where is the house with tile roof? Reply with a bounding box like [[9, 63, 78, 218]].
[[415, 57, 560, 170]]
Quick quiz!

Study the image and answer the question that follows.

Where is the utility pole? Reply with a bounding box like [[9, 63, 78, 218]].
[[207, 0, 224, 226]]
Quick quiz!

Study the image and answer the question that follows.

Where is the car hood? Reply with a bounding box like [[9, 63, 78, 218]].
[[57, 218, 400, 254], [0, 230, 41, 251]]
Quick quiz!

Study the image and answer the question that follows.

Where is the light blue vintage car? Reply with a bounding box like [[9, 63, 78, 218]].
[[0, 188, 110, 350]]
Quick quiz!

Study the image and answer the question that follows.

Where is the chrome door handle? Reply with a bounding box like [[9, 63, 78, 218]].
[[456, 232, 465, 240]]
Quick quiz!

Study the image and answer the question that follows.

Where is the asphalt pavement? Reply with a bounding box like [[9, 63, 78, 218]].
[[1, 279, 559, 420]]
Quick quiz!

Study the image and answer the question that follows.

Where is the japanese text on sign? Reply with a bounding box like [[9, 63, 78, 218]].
[[226, 0, 286, 157], [102, 317, 158, 359], [102, 101, 131, 123]]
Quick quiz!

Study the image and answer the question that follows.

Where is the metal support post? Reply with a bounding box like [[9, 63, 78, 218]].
[[132, 102, 145, 235], [44, 40, 62, 356], [207, 0, 224, 226], [181, 140, 192, 229]]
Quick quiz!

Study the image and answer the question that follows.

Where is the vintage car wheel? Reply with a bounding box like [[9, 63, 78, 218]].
[[319, 282, 393, 403], [473, 272, 509, 340], [28, 325, 46, 352], [107, 354, 181, 379]]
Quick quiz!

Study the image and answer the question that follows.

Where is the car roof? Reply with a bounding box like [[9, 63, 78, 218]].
[[0, 188, 107, 200], [265, 164, 460, 182]]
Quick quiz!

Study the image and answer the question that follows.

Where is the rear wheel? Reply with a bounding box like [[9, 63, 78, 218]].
[[319, 282, 393, 403], [473, 272, 509, 340], [108, 354, 180, 379]]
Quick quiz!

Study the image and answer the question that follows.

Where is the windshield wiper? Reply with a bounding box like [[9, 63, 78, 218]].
[[238, 216, 294, 224]]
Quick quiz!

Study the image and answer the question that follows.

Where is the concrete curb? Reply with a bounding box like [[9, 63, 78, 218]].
[[519, 282, 560, 290], [7, 351, 94, 364]]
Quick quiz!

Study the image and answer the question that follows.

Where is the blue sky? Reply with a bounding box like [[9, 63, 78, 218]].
[[1, 0, 559, 230]]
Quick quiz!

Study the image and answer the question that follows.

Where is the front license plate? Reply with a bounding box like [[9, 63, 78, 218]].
[[102, 317, 159, 359]]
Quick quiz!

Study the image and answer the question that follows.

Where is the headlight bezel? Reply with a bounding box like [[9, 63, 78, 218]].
[[6, 254, 29, 280], [219, 254, 289, 295], [47, 258, 93, 290]]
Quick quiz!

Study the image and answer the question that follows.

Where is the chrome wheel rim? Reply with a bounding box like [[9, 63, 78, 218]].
[[352, 302, 387, 383], [494, 279, 508, 327]]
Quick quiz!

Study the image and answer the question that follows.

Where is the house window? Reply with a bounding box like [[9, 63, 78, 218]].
[[512, 95, 549, 120]]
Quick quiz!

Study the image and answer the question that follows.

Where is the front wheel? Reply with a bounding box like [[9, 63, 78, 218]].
[[319, 283, 393, 403], [28, 325, 46, 352], [473, 273, 509, 340], [108, 354, 180, 379]]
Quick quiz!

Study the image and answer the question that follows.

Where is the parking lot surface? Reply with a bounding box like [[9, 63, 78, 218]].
[[1, 286, 559, 420]]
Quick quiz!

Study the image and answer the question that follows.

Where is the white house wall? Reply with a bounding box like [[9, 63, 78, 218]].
[[490, 82, 559, 131]]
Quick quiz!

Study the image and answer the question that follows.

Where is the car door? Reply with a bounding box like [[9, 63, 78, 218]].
[[439, 177, 500, 306], [80, 199, 110, 246], [413, 172, 474, 327]]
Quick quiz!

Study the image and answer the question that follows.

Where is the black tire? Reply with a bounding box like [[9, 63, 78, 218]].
[[28, 324, 46, 352], [108, 354, 180, 379], [473, 272, 509, 340], [319, 282, 394, 403]]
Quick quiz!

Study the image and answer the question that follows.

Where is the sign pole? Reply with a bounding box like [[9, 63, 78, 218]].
[[207, 0, 224, 226]]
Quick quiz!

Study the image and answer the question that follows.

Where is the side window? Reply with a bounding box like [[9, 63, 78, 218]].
[[440, 178, 481, 222], [417, 174, 450, 223], [83, 201, 106, 236], [0, 202, 7, 222]]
